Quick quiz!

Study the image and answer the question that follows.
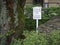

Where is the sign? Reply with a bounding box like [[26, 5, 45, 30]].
[[33, 6, 42, 33], [33, 7, 42, 19]]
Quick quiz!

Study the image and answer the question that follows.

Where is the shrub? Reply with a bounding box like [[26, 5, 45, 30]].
[[48, 30, 60, 45], [23, 31, 48, 45], [10, 39, 22, 45], [24, 5, 60, 19], [9, 30, 60, 45]]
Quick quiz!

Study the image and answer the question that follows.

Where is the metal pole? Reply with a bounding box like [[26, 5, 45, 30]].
[[36, 19, 39, 45], [36, 19, 39, 33]]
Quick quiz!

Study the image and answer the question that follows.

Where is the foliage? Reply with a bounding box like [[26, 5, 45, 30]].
[[10, 31, 48, 45], [24, 5, 60, 19], [48, 30, 60, 45], [43, 7, 60, 19], [10, 39, 22, 45], [1, 30, 60, 45], [25, 19, 36, 31], [24, 5, 60, 30], [23, 31, 48, 45]]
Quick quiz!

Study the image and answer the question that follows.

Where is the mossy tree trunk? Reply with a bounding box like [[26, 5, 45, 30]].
[[14, 0, 26, 39], [0, 0, 26, 45], [5, 0, 26, 45]]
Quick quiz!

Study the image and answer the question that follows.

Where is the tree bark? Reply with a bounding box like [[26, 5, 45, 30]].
[[0, 0, 26, 45], [5, 0, 15, 45], [14, 0, 26, 39], [6, 0, 15, 29]]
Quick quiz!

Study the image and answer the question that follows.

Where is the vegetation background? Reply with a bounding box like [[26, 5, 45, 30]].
[[0, 0, 60, 45]]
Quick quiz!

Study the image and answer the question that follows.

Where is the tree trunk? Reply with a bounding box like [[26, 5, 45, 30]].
[[6, 0, 15, 29], [5, 0, 15, 45], [14, 0, 26, 39], [0, 0, 26, 45]]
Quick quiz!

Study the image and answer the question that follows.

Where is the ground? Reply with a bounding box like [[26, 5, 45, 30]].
[[39, 15, 60, 33]]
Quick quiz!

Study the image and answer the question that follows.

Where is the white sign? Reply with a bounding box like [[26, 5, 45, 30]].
[[33, 7, 42, 19]]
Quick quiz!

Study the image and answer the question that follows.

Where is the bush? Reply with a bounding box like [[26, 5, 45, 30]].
[[10, 39, 22, 45], [24, 5, 60, 19], [10, 31, 48, 45], [48, 30, 60, 45], [1, 30, 60, 45], [23, 31, 48, 45], [10, 30, 60, 45]]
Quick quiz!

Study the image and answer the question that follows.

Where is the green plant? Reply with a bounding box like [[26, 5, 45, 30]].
[[23, 31, 48, 45], [6, 30, 60, 45], [24, 6, 60, 30], [48, 30, 60, 45], [10, 38, 22, 45]]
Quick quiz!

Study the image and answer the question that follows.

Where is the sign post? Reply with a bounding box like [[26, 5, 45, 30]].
[[36, 19, 38, 33], [33, 6, 42, 33]]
